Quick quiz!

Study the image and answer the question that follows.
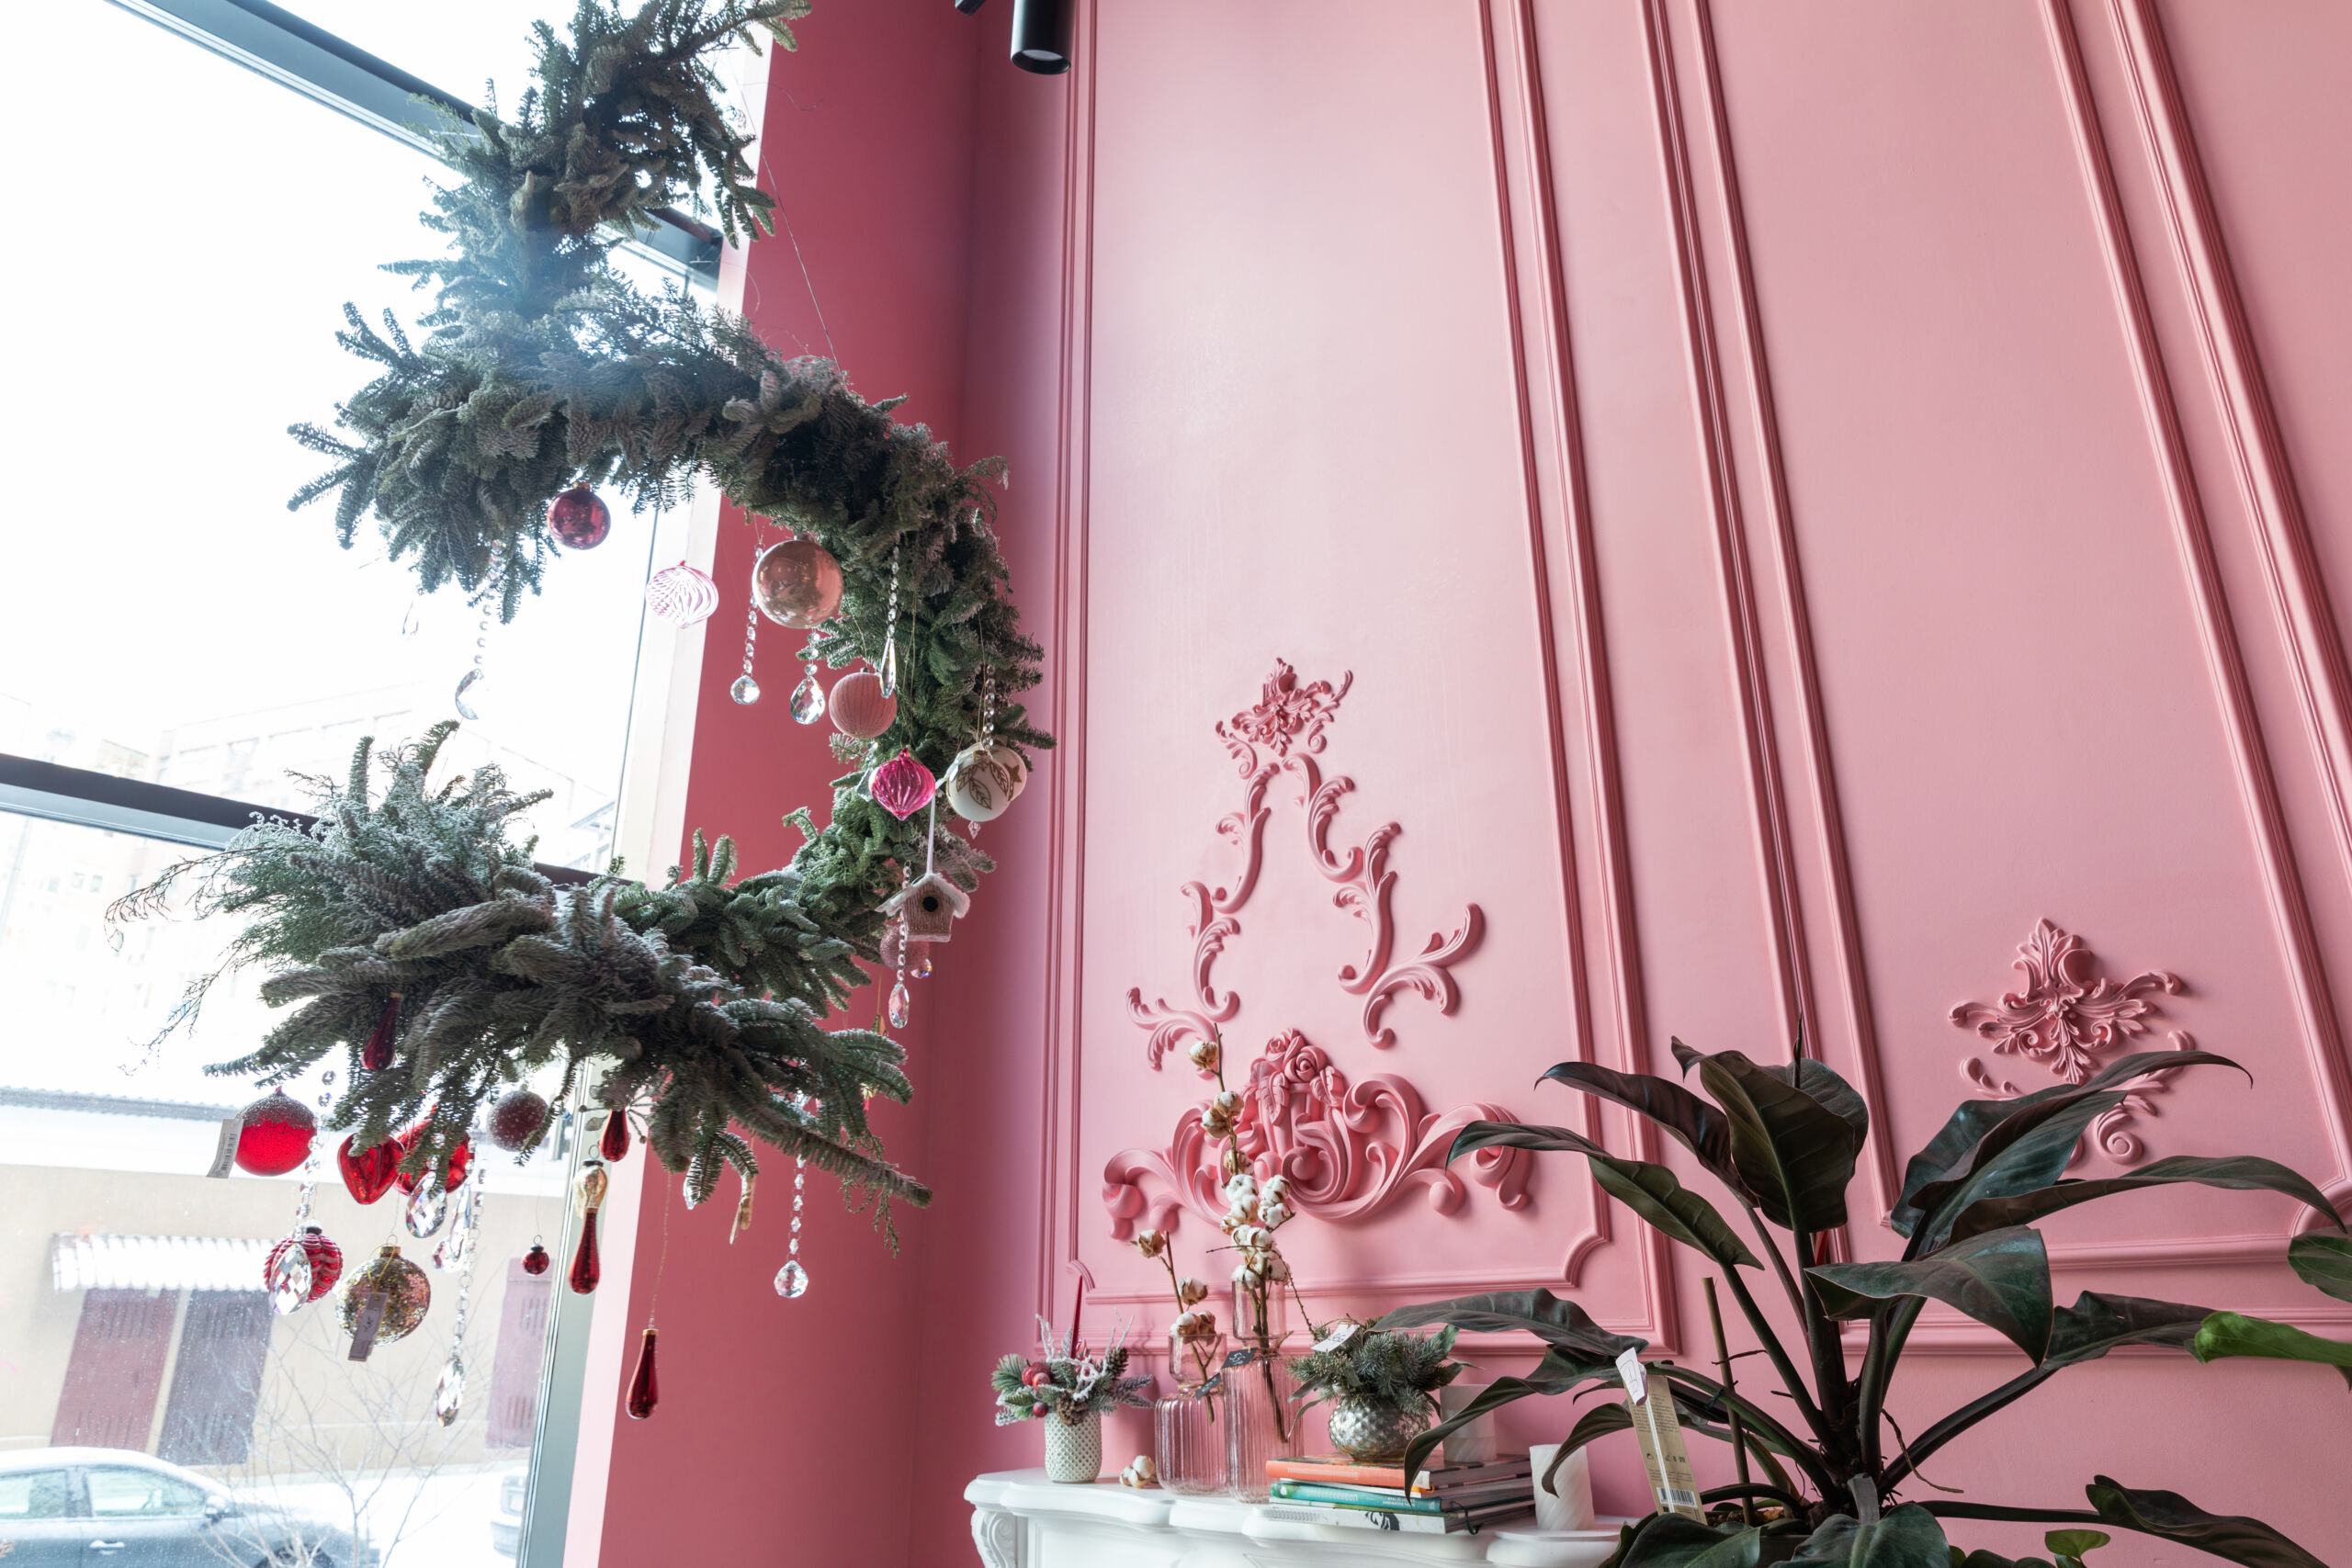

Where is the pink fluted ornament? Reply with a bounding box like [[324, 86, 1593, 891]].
[[645, 562, 719, 626], [828, 670, 897, 739], [868, 750, 936, 820]]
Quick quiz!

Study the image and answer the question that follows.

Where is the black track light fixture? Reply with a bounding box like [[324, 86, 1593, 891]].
[[952, 0, 1071, 75]]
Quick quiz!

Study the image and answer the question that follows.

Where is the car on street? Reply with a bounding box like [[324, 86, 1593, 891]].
[[0, 1448, 376, 1567]]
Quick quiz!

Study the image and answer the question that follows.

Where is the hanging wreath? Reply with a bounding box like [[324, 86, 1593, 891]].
[[120, 0, 1049, 1227]]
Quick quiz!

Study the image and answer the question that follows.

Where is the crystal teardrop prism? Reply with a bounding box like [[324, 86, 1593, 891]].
[[454, 668, 483, 721], [434, 1181, 477, 1270], [626, 1327, 660, 1419], [910, 949, 933, 980], [774, 1258, 809, 1299], [405, 1179, 448, 1238], [434, 1351, 466, 1427], [267, 1246, 313, 1316], [789, 669, 826, 725], [729, 673, 761, 705], [888, 977, 910, 1029], [877, 636, 899, 699]]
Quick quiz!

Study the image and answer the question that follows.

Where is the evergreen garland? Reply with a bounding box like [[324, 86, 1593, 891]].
[[125, 0, 1058, 1226]]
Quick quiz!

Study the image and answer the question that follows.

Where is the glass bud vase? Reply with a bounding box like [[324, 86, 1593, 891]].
[[1157, 1325, 1230, 1495], [1224, 1280, 1300, 1503]]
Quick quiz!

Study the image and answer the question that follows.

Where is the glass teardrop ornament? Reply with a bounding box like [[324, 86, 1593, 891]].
[[789, 669, 826, 725], [434, 1351, 466, 1427], [774, 1258, 809, 1299], [405, 1179, 448, 1239], [434, 1182, 477, 1271], [729, 673, 760, 705], [888, 978, 910, 1029], [454, 668, 483, 721], [877, 636, 899, 699], [267, 1246, 313, 1316], [569, 1208, 602, 1294], [626, 1327, 660, 1419]]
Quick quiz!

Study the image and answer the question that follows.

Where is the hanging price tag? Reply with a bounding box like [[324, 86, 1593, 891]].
[[1313, 1322, 1362, 1353], [1617, 1352, 1702, 1520], [346, 1291, 387, 1363]]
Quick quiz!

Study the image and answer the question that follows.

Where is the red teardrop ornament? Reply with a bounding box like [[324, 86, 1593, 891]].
[[234, 1090, 317, 1177], [360, 992, 402, 1072], [600, 1109, 630, 1163], [263, 1226, 345, 1303], [626, 1326, 659, 1419], [521, 1244, 551, 1277], [568, 1207, 602, 1294], [337, 1135, 401, 1205]]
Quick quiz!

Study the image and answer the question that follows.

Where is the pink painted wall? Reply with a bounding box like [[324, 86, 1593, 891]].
[[587, 2, 2352, 1563]]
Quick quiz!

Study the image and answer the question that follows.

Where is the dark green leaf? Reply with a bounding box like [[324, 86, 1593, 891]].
[[1396, 1346, 1623, 1480], [1809, 1226, 2053, 1359], [2191, 1311, 2352, 1388], [1948, 1156, 2341, 1244], [1950, 1555, 2053, 1568], [1891, 1051, 2243, 1236], [2086, 1475, 2327, 1568], [1541, 1061, 1737, 1180], [2043, 1530, 2109, 1559], [1589, 1155, 1761, 1269], [1772, 1055, 1871, 1146], [1548, 1402, 1632, 1493], [2042, 1292, 2209, 1368], [1670, 1036, 1708, 1076], [1376, 1289, 1646, 1360], [1697, 1050, 1860, 1232], [1905, 1093, 2130, 1254], [1621, 1515, 1764, 1568], [2288, 1231, 2352, 1302], [1448, 1120, 1608, 1165], [1791, 1505, 1951, 1567]]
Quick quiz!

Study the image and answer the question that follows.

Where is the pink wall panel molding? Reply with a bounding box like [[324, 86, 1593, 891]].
[[1102, 1026, 1531, 1241], [1125, 660, 1484, 1065], [1949, 918, 2194, 1167]]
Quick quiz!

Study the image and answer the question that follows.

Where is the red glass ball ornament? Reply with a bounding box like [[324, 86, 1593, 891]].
[[234, 1090, 316, 1177], [522, 1243, 552, 1277], [548, 483, 612, 549], [337, 1135, 401, 1205], [264, 1226, 345, 1303], [827, 670, 897, 740], [869, 749, 937, 821], [394, 1124, 473, 1195], [489, 1089, 550, 1152]]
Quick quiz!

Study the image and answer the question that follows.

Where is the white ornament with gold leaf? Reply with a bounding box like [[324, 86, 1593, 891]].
[[944, 739, 1028, 823]]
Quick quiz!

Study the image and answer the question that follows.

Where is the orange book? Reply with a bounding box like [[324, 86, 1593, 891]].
[[1263, 1453, 1532, 1496]]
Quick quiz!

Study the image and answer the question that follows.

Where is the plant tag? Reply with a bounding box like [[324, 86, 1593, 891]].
[[1614, 1348, 1647, 1404], [1618, 1356, 1702, 1520], [206, 1116, 240, 1179], [346, 1291, 386, 1362], [1313, 1323, 1361, 1353], [1222, 1348, 1257, 1371]]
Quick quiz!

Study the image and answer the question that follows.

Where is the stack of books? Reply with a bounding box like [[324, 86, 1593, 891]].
[[1260, 1453, 1536, 1535]]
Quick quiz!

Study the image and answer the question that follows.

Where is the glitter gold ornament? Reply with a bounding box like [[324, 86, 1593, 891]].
[[337, 1245, 432, 1346], [752, 538, 844, 628]]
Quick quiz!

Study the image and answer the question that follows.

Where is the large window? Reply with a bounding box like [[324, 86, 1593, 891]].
[[0, 3, 715, 1563]]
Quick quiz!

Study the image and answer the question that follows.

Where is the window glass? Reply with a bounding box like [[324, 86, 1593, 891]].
[[86, 1468, 208, 1517], [4, 0, 680, 874], [0, 1471, 75, 1519]]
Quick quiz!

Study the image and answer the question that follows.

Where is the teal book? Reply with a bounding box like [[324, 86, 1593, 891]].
[[1268, 1478, 1535, 1514]]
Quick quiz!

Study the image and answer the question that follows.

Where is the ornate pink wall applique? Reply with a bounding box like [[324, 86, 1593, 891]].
[[1950, 919, 2196, 1166], [1102, 1029, 1530, 1239], [1125, 660, 1483, 1065]]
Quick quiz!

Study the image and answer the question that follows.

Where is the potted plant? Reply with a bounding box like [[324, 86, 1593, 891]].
[[991, 1317, 1154, 1483], [1287, 1323, 1464, 1461], [1377, 1039, 2348, 1565]]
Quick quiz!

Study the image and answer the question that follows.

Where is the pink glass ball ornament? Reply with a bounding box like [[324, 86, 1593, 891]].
[[548, 483, 612, 549], [827, 669, 897, 739], [645, 561, 720, 627], [752, 538, 845, 628], [868, 749, 937, 821]]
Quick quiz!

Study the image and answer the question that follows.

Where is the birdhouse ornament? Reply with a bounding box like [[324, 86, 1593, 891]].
[[886, 869, 968, 942]]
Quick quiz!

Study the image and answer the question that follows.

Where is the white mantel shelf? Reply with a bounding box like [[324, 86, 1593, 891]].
[[965, 1472, 1622, 1568]]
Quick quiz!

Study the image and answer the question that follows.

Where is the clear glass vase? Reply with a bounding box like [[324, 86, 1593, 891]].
[[1223, 1346, 1301, 1502], [1155, 1390, 1228, 1495]]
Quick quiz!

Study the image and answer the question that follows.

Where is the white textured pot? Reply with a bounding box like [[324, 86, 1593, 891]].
[[1043, 1407, 1103, 1483]]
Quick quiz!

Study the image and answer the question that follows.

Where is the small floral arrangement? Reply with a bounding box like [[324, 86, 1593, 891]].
[[991, 1316, 1154, 1427], [1287, 1323, 1463, 1414]]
